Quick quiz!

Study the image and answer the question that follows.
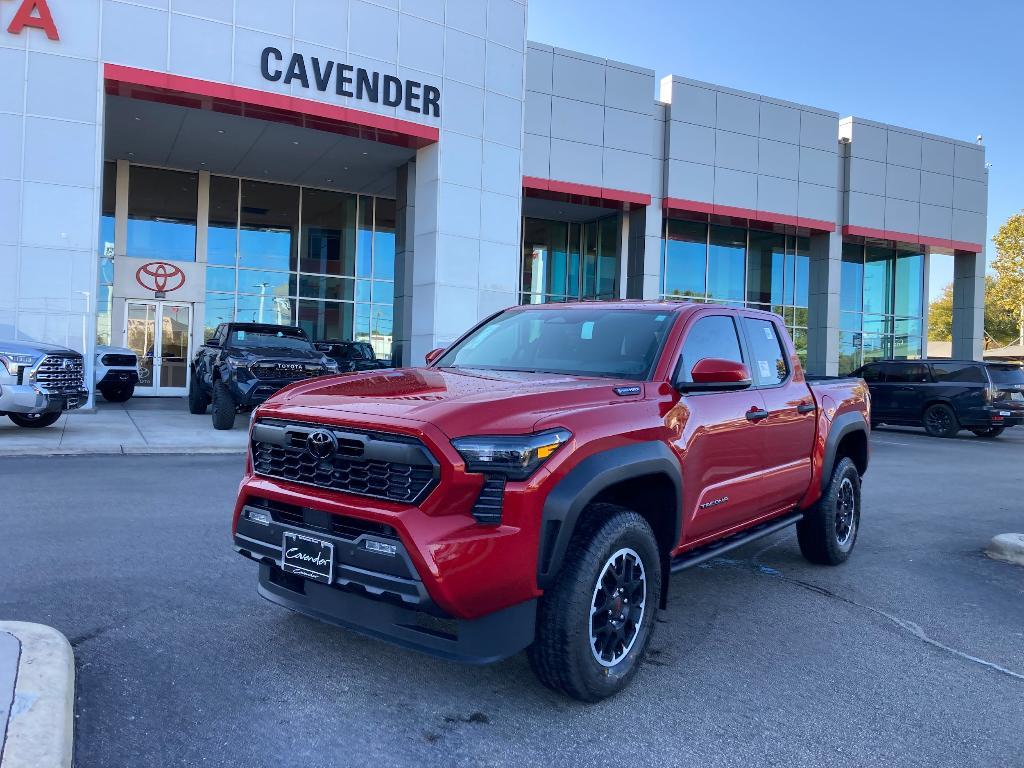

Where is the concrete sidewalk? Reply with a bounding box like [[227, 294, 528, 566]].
[[0, 623, 74, 768], [0, 398, 247, 456]]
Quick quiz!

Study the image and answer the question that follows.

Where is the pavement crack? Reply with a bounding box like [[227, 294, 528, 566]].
[[124, 407, 149, 445], [778, 575, 1024, 683]]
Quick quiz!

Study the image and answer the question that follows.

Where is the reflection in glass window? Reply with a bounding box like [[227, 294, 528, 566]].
[[895, 248, 924, 318], [840, 243, 864, 313], [680, 315, 744, 382], [793, 237, 809, 307], [747, 230, 786, 305], [236, 270, 294, 298], [236, 293, 294, 326], [707, 226, 746, 302], [127, 166, 198, 261], [299, 274, 354, 302], [240, 181, 298, 271], [300, 188, 356, 276], [743, 317, 788, 386], [205, 266, 236, 293], [373, 198, 396, 281], [664, 220, 706, 299], [864, 244, 894, 316], [96, 162, 116, 345], [522, 219, 570, 302], [204, 293, 235, 340], [357, 195, 374, 278], [297, 300, 352, 341], [208, 176, 239, 266]]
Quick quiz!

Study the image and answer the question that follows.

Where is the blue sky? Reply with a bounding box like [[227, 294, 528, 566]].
[[528, 0, 1022, 299]]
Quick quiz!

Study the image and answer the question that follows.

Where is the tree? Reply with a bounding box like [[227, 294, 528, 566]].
[[928, 276, 1019, 345], [991, 212, 1024, 345]]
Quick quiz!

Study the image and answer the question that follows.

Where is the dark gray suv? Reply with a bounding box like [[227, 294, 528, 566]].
[[853, 359, 1024, 438]]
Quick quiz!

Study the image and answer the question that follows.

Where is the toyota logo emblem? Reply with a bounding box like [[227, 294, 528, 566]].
[[306, 430, 337, 460], [136, 262, 186, 293]]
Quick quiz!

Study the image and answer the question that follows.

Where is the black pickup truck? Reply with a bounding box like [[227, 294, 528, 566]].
[[189, 323, 338, 430], [314, 340, 390, 373]]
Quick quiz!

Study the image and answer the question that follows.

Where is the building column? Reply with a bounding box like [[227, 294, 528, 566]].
[[626, 200, 662, 300], [806, 230, 842, 376], [951, 249, 985, 360], [392, 161, 416, 367]]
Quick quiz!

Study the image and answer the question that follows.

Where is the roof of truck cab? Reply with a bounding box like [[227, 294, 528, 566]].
[[506, 300, 700, 313]]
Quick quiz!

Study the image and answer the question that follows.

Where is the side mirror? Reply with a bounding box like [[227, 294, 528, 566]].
[[678, 358, 752, 392], [424, 347, 445, 366], [205, 338, 220, 348]]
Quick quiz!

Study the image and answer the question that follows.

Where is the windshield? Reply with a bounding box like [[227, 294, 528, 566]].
[[228, 329, 313, 352], [988, 365, 1024, 386], [435, 308, 674, 380]]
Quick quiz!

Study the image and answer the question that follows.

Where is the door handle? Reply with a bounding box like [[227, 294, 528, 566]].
[[796, 403, 816, 414], [746, 408, 769, 422]]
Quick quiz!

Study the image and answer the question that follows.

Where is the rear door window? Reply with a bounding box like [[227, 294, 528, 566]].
[[987, 365, 1024, 386], [679, 315, 744, 383], [859, 364, 883, 383], [741, 317, 788, 386], [882, 363, 930, 383], [930, 363, 986, 383]]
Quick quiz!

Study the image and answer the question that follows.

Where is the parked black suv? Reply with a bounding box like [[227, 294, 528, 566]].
[[189, 324, 338, 430], [853, 359, 1024, 438], [313, 340, 390, 373]]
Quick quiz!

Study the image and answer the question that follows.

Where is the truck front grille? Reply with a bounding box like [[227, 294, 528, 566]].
[[251, 362, 326, 381], [34, 355, 84, 393], [251, 420, 439, 504], [101, 354, 136, 367]]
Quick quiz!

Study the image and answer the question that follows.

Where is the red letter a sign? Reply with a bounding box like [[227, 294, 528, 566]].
[[8, 0, 60, 41]]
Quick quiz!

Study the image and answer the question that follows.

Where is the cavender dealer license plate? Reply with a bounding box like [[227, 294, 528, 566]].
[[282, 532, 334, 584]]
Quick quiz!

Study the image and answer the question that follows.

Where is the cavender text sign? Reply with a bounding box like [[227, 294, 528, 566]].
[[261, 47, 441, 118]]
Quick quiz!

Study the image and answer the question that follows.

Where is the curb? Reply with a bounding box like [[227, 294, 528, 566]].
[[0, 623, 74, 768], [986, 533, 1024, 566], [0, 447, 245, 458]]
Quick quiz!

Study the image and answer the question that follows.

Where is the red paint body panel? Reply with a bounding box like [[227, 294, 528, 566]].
[[234, 302, 868, 620]]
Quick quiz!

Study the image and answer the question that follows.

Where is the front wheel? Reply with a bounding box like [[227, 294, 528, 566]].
[[970, 426, 1005, 439], [210, 380, 236, 430], [8, 412, 62, 429], [797, 456, 861, 566], [528, 504, 661, 702], [188, 375, 210, 415], [923, 403, 959, 438]]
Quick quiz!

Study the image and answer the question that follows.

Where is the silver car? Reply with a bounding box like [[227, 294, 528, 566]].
[[0, 341, 89, 428]]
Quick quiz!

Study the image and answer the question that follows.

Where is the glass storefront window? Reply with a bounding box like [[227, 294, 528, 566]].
[[208, 176, 239, 266], [747, 230, 786, 305], [96, 161, 116, 344], [204, 293, 235, 340], [237, 293, 294, 326], [373, 199, 396, 281], [297, 300, 352, 340], [663, 219, 707, 299], [240, 181, 298, 271], [205, 266, 236, 293], [127, 166, 198, 261], [895, 248, 924, 318], [522, 219, 570, 302], [300, 187, 356, 276], [299, 274, 354, 302], [793, 237, 809, 307], [864, 244, 894, 316], [707, 225, 746, 302], [840, 243, 864, 313], [357, 195, 374, 278]]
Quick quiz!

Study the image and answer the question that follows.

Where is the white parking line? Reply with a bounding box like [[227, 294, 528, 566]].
[[872, 439, 914, 447]]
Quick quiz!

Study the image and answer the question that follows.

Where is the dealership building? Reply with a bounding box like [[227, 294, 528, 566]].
[[0, 0, 989, 400]]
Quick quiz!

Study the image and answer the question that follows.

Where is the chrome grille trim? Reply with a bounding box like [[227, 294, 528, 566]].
[[34, 355, 85, 393]]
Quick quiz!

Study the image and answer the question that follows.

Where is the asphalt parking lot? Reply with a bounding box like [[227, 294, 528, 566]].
[[1, 427, 1022, 768]]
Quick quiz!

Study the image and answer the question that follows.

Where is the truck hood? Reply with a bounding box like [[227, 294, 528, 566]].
[[225, 345, 327, 364], [0, 340, 80, 357], [269, 367, 633, 436]]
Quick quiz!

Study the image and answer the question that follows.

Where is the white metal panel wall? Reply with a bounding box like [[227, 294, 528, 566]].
[[661, 75, 840, 224], [840, 116, 987, 247], [523, 42, 657, 196]]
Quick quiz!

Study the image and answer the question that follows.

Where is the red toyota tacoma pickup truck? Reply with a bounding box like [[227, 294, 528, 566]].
[[232, 302, 870, 701]]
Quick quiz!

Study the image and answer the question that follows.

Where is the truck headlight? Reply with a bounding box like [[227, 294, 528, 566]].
[[0, 352, 37, 374], [451, 429, 572, 481]]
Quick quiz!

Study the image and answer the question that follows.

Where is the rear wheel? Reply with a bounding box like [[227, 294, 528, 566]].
[[99, 384, 134, 403], [528, 504, 661, 702], [923, 403, 959, 438], [8, 412, 61, 429], [188, 375, 210, 415], [211, 380, 236, 430], [970, 426, 1005, 439], [797, 456, 861, 566]]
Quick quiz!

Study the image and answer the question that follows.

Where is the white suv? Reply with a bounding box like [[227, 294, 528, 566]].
[[95, 345, 140, 402]]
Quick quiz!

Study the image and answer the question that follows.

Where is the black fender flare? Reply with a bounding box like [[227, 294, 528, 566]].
[[536, 441, 682, 589], [821, 411, 869, 491]]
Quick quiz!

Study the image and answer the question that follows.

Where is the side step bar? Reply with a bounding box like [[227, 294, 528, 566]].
[[670, 511, 804, 573]]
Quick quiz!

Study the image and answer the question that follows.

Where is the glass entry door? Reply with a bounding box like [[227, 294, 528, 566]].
[[124, 301, 192, 396]]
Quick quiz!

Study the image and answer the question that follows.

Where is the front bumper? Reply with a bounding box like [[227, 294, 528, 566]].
[[234, 504, 537, 663], [98, 370, 139, 387], [231, 378, 305, 409], [0, 384, 88, 415], [983, 405, 1024, 428]]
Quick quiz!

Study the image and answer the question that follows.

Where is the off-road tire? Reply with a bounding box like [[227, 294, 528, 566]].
[[970, 426, 1005, 439], [8, 412, 61, 429], [99, 384, 134, 403], [797, 457, 861, 566], [211, 379, 236, 430], [188, 375, 210, 415], [923, 403, 959, 438], [528, 503, 662, 702]]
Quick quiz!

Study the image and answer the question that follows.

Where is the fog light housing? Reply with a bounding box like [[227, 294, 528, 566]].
[[245, 509, 271, 526]]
